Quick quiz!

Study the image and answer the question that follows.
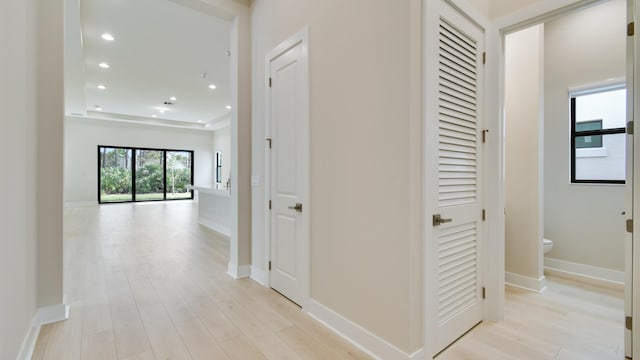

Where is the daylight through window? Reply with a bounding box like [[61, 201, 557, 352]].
[[98, 146, 194, 203], [570, 86, 627, 184]]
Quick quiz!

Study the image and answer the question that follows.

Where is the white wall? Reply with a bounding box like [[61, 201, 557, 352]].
[[504, 25, 545, 282], [544, 0, 627, 271], [64, 117, 215, 204], [251, 0, 423, 353], [213, 126, 231, 185], [1, 0, 65, 357], [0, 0, 38, 358]]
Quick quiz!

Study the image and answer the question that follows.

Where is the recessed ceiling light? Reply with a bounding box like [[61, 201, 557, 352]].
[[226, 105, 231, 110], [97, 85, 106, 90], [152, 114, 157, 118], [198, 120, 203, 123], [208, 84, 217, 90], [98, 62, 110, 69], [95, 105, 103, 111], [170, 96, 177, 101], [101, 33, 115, 41]]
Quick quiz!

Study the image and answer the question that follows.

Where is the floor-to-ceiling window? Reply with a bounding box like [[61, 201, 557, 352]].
[[98, 146, 194, 203]]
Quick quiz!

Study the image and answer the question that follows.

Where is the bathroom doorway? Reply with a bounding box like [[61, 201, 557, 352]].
[[503, 0, 630, 356]]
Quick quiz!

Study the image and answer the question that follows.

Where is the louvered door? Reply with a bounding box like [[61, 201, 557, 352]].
[[425, 0, 485, 356]]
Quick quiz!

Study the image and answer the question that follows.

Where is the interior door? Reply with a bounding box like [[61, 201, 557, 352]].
[[425, 0, 485, 356], [268, 39, 307, 306], [626, 0, 636, 356]]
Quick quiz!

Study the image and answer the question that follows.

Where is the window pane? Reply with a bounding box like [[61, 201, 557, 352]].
[[166, 151, 192, 199], [135, 149, 165, 201], [575, 133, 626, 181], [575, 120, 603, 148], [99, 147, 132, 202], [575, 89, 626, 129]]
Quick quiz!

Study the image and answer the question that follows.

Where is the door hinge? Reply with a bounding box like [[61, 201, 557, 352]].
[[627, 219, 633, 233], [269, 261, 272, 271], [628, 22, 635, 37], [266, 138, 272, 148], [628, 121, 634, 135], [269, 77, 272, 88], [626, 316, 633, 330], [482, 209, 486, 221], [482, 52, 486, 65], [269, 200, 272, 210], [482, 287, 486, 299], [482, 130, 489, 143]]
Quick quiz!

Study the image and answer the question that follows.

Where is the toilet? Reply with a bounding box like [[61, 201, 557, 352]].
[[543, 238, 553, 254]]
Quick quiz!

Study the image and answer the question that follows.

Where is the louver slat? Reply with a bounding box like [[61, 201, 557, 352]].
[[437, 222, 477, 324], [438, 18, 478, 209]]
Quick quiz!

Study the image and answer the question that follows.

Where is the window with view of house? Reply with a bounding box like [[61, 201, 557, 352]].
[[570, 86, 627, 184], [98, 146, 194, 203]]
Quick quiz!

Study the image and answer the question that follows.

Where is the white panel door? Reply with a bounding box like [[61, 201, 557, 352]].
[[625, 0, 635, 356], [269, 40, 306, 306], [425, 0, 485, 356]]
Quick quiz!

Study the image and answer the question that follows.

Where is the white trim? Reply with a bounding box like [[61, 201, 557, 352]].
[[250, 265, 268, 286], [227, 263, 251, 279], [198, 217, 231, 238], [17, 303, 69, 360], [264, 27, 311, 308], [631, 0, 639, 357], [305, 299, 423, 360], [493, 0, 602, 33], [544, 257, 625, 290], [64, 201, 97, 207], [16, 320, 40, 360], [505, 272, 547, 293], [37, 303, 69, 325]]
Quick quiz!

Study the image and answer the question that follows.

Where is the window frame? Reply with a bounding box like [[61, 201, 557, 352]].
[[215, 151, 223, 184], [98, 145, 195, 204], [570, 86, 627, 185]]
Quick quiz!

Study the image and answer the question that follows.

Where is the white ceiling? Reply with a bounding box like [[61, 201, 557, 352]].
[[65, 0, 232, 130]]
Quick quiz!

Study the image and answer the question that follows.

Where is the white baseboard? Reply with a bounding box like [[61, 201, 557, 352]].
[[505, 272, 547, 293], [64, 201, 97, 207], [198, 218, 231, 238], [17, 303, 69, 360], [305, 299, 423, 360], [544, 257, 624, 290], [250, 265, 269, 286], [227, 263, 251, 279]]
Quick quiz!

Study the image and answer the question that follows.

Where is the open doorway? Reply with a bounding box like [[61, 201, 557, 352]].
[[62, 0, 251, 278], [503, 0, 629, 357]]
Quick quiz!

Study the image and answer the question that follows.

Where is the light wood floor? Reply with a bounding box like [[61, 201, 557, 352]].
[[33, 202, 624, 359], [438, 276, 625, 359]]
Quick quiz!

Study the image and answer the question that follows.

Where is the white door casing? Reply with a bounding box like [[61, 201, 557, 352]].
[[625, 1, 635, 357], [265, 28, 310, 307], [425, 0, 486, 356]]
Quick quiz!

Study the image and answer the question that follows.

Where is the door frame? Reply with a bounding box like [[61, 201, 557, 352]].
[[263, 27, 311, 309], [485, 0, 639, 357]]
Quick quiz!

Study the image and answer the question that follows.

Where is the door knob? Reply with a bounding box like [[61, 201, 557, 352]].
[[288, 203, 303, 212], [433, 214, 452, 226]]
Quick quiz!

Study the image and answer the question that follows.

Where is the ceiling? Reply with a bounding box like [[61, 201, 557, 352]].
[[65, 0, 232, 131]]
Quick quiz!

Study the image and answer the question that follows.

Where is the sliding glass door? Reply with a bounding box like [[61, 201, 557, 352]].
[[99, 147, 133, 202], [166, 151, 193, 199], [135, 149, 165, 201], [98, 146, 194, 203]]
